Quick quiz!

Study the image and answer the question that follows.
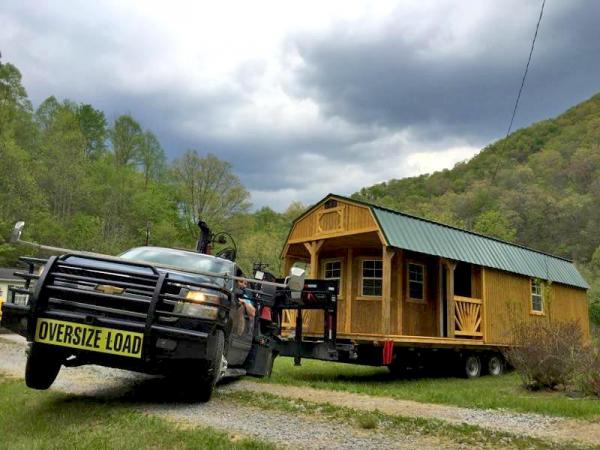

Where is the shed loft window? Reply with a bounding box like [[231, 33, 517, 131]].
[[361, 259, 382, 296], [408, 263, 425, 301], [322, 259, 343, 295], [324, 199, 338, 209], [531, 279, 544, 313]]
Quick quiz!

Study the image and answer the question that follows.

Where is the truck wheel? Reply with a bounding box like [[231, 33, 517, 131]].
[[195, 329, 225, 402], [463, 355, 482, 378], [25, 344, 62, 390], [487, 355, 505, 376]]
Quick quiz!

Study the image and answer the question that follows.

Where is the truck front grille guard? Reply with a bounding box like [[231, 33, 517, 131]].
[[10, 254, 230, 346]]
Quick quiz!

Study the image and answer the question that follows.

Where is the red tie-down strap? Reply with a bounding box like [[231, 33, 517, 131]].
[[382, 340, 394, 365]]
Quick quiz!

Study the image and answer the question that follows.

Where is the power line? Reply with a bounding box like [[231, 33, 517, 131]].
[[504, 0, 547, 140], [491, 0, 546, 180]]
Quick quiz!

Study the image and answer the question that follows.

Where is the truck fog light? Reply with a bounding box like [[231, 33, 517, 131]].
[[156, 338, 177, 351]]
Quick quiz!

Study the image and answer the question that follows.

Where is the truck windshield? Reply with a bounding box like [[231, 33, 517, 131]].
[[120, 247, 234, 276]]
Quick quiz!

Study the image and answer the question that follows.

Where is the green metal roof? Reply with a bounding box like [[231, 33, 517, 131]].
[[372, 207, 588, 290], [312, 194, 588, 289]]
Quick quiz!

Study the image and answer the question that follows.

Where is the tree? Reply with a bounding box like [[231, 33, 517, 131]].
[[0, 60, 32, 136], [35, 101, 88, 221], [171, 151, 251, 239], [110, 115, 142, 166], [77, 104, 107, 158], [473, 210, 517, 241], [137, 130, 165, 187]]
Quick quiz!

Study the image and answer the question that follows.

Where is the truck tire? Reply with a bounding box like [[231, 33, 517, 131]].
[[25, 344, 62, 390], [487, 354, 505, 376], [463, 355, 482, 378], [194, 329, 225, 402]]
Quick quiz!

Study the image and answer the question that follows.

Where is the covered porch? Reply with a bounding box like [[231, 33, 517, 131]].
[[282, 232, 485, 341]]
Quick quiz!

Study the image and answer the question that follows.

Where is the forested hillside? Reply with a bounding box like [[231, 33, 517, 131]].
[[0, 59, 301, 275], [353, 93, 600, 322], [1, 57, 599, 323]]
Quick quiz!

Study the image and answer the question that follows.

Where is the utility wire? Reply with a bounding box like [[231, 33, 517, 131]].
[[504, 0, 546, 140], [491, 0, 546, 180]]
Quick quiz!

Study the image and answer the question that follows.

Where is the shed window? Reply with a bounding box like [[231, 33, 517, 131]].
[[531, 279, 544, 313], [408, 263, 425, 301], [322, 259, 343, 295], [361, 259, 382, 296]]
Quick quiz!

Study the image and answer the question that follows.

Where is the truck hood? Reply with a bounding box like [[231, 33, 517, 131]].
[[62, 255, 229, 290]]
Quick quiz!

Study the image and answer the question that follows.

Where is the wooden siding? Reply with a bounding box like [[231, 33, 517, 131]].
[[288, 200, 379, 243], [401, 253, 439, 337], [483, 268, 590, 344]]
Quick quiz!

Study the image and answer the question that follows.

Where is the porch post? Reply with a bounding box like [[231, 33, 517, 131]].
[[344, 247, 353, 334], [382, 246, 396, 335], [396, 249, 404, 336], [443, 259, 457, 338], [304, 240, 324, 279]]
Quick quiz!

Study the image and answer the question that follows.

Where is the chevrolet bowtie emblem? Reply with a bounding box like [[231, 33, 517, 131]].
[[95, 284, 125, 295]]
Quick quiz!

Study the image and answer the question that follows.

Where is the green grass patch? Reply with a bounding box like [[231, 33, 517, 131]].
[[222, 390, 586, 450], [0, 375, 273, 450], [262, 357, 600, 420]]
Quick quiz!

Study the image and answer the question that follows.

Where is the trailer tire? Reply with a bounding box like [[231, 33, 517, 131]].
[[25, 344, 62, 390], [194, 329, 225, 402], [463, 355, 482, 378], [487, 355, 505, 376]]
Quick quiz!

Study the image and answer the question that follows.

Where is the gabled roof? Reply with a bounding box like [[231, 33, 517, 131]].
[[297, 194, 589, 290]]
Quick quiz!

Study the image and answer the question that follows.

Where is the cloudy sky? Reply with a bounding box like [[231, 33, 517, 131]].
[[2, 0, 599, 210]]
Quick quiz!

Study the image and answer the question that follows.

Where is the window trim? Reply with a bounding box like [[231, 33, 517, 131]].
[[321, 258, 343, 297], [358, 257, 383, 300], [406, 261, 427, 303], [530, 278, 545, 315]]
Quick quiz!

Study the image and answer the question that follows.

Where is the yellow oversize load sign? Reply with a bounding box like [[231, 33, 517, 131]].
[[35, 318, 143, 358]]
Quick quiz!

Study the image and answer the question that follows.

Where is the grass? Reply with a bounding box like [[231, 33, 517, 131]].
[[262, 357, 600, 420], [222, 390, 588, 450], [0, 375, 273, 450]]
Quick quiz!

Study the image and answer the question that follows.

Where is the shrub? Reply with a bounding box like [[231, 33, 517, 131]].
[[580, 344, 600, 397], [503, 320, 584, 391]]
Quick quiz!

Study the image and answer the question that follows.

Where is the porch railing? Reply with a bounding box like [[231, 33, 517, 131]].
[[454, 296, 483, 338]]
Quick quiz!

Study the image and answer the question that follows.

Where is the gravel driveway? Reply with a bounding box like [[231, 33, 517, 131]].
[[1, 333, 598, 448]]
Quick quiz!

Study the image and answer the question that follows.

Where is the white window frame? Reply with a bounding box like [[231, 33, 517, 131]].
[[321, 258, 343, 297], [407, 262, 426, 302], [530, 278, 544, 315], [360, 258, 383, 298]]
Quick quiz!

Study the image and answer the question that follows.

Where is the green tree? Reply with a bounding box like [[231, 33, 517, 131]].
[[110, 115, 142, 166], [171, 151, 251, 239], [473, 210, 517, 241], [77, 104, 107, 158], [138, 130, 165, 187]]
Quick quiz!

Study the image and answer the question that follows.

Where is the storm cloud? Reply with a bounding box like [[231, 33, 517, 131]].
[[1, 0, 599, 210]]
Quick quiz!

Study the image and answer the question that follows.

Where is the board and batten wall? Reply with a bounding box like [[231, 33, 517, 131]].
[[483, 268, 590, 345]]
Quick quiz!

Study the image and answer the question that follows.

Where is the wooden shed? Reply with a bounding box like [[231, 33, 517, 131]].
[[281, 194, 590, 347]]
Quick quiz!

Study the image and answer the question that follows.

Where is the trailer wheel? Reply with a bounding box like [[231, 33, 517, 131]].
[[463, 355, 482, 378], [194, 329, 225, 402], [487, 355, 505, 376], [25, 344, 62, 390]]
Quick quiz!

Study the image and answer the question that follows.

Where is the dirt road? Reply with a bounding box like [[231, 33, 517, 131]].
[[1, 334, 598, 449]]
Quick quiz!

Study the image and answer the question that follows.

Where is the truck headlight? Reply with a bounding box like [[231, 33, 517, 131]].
[[174, 289, 222, 320]]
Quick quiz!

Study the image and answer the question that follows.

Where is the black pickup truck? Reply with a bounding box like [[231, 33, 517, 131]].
[[1, 223, 338, 401]]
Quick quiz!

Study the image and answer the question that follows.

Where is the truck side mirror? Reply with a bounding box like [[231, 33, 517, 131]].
[[287, 266, 305, 292], [10, 221, 25, 244]]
